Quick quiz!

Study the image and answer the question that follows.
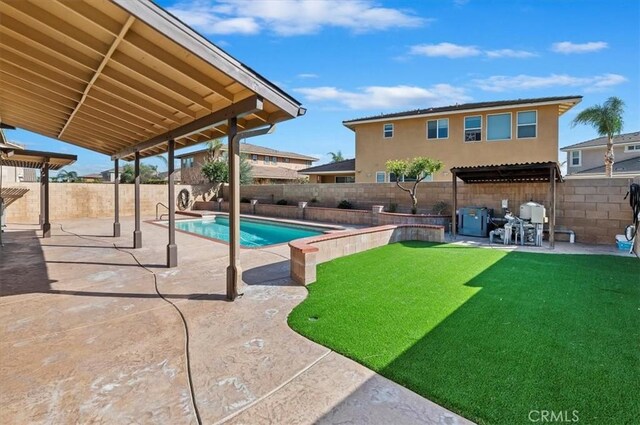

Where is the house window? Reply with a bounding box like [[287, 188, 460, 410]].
[[624, 144, 640, 152], [390, 172, 426, 182], [263, 156, 269, 165], [376, 171, 386, 183], [487, 113, 512, 141], [181, 157, 194, 168], [464, 116, 482, 142], [335, 176, 355, 183], [285, 158, 290, 163], [427, 119, 448, 139], [252, 154, 258, 162], [517, 111, 537, 138], [271, 156, 277, 164], [383, 123, 393, 139], [570, 150, 581, 166]]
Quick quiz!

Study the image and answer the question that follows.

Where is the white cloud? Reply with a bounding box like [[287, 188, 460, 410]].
[[473, 73, 627, 92], [297, 73, 319, 79], [294, 84, 471, 110], [409, 42, 481, 58], [551, 41, 608, 54], [168, 0, 426, 36], [410, 43, 536, 59], [485, 49, 537, 58]]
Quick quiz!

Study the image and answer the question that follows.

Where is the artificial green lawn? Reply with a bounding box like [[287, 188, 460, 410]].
[[288, 242, 640, 425]]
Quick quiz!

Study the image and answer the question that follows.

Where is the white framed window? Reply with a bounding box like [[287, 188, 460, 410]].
[[570, 150, 581, 167], [487, 113, 512, 141], [285, 158, 290, 163], [624, 144, 640, 152], [464, 115, 482, 142], [383, 123, 394, 139], [335, 176, 355, 183], [390, 172, 428, 182], [271, 156, 277, 164], [263, 156, 269, 164], [181, 157, 194, 168], [376, 171, 386, 183], [517, 111, 537, 138], [252, 154, 258, 162], [427, 119, 449, 139]]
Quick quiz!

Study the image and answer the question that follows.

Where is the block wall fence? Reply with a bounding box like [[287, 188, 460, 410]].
[[4, 177, 638, 245]]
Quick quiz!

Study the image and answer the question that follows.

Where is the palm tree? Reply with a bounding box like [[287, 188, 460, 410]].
[[328, 150, 344, 163], [56, 169, 78, 182], [205, 138, 223, 161], [572, 97, 625, 178]]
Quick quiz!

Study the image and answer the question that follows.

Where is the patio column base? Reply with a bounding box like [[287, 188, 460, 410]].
[[42, 223, 51, 238], [113, 222, 121, 237], [133, 230, 142, 249], [167, 243, 177, 268], [226, 265, 242, 301]]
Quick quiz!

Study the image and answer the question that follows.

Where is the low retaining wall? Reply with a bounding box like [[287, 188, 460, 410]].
[[289, 224, 445, 285]]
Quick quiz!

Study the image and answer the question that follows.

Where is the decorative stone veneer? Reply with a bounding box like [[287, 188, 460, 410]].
[[289, 224, 445, 285]]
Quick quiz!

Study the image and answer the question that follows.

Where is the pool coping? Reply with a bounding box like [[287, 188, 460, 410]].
[[146, 213, 348, 250]]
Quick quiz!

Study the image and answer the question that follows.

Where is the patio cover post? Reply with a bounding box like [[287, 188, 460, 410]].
[[42, 163, 50, 238], [451, 170, 457, 239], [113, 159, 120, 237], [133, 151, 142, 248], [226, 117, 240, 301], [39, 171, 44, 228], [166, 140, 177, 267], [549, 166, 556, 249]]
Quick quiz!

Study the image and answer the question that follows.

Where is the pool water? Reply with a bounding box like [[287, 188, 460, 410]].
[[175, 216, 324, 247]]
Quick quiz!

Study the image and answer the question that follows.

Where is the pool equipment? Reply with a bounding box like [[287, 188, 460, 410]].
[[457, 207, 493, 237], [489, 201, 547, 246]]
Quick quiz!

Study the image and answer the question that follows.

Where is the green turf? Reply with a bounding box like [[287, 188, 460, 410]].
[[288, 242, 640, 425]]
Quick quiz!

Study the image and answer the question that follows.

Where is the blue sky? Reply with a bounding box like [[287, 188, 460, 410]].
[[7, 0, 639, 175]]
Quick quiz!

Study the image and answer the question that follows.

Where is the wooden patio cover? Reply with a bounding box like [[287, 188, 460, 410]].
[[0, 0, 304, 159]]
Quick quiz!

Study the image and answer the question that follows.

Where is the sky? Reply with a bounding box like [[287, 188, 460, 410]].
[[6, 0, 640, 176]]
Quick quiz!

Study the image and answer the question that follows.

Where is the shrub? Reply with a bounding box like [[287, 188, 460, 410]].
[[337, 200, 353, 209], [388, 203, 398, 213], [240, 197, 251, 203], [432, 201, 449, 215], [276, 199, 288, 205]]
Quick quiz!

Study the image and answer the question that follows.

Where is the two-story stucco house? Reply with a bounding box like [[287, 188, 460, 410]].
[[561, 131, 640, 178], [177, 142, 317, 185], [342, 96, 582, 182]]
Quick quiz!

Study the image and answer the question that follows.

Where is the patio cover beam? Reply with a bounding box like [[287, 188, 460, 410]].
[[111, 95, 264, 160], [133, 151, 141, 248], [167, 139, 177, 268], [42, 163, 50, 238], [114, 158, 120, 237]]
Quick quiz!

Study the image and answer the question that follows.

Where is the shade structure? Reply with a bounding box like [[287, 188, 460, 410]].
[[0, 148, 77, 170], [0, 0, 304, 159]]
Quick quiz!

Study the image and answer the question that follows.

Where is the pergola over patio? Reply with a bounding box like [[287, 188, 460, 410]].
[[0, 146, 77, 246], [450, 162, 562, 248], [0, 0, 305, 300]]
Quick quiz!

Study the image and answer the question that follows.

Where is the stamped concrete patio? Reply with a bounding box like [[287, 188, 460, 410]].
[[0, 217, 472, 425]]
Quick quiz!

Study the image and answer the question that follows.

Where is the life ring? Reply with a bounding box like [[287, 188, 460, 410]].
[[177, 189, 191, 211]]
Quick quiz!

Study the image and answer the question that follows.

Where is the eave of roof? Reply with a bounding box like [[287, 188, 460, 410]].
[[175, 143, 318, 161], [0, 148, 77, 170], [299, 158, 356, 174], [451, 162, 562, 184], [560, 131, 640, 151], [343, 96, 582, 129]]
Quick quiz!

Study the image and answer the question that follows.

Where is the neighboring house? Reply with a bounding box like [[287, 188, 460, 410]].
[[158, 169, 182, 183], [299, 159, 356, 183], [342, 96, 582, 182], [78, 169, 116, 182], [177, 143, 317, 184], [0, 130, 37, 182], [561, 131, 640, 177]]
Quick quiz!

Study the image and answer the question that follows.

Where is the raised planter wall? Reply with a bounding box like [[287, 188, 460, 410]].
[[290, 224, 446, 285]]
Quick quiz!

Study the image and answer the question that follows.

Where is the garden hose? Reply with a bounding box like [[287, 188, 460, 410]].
[[623, 183, 639, 242]]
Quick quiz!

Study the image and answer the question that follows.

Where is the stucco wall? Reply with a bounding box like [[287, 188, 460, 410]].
[[352, 104, 560, 182], [5, 182, 213, 223]]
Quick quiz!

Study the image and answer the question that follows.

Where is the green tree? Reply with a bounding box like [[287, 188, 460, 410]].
[[201, 154, 253, 197], [572, 96, 625, 178], [119, 163, 160, 183], [56, 169, 78, 182], [386, 157, 443, 214], [328, 150, 344, 163]]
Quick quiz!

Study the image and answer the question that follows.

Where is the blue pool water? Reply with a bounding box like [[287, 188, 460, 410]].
[[175, 216, 324, 247]]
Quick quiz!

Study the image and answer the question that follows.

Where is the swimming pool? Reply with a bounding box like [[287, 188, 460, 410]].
[[174, 216, 326, 247]]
